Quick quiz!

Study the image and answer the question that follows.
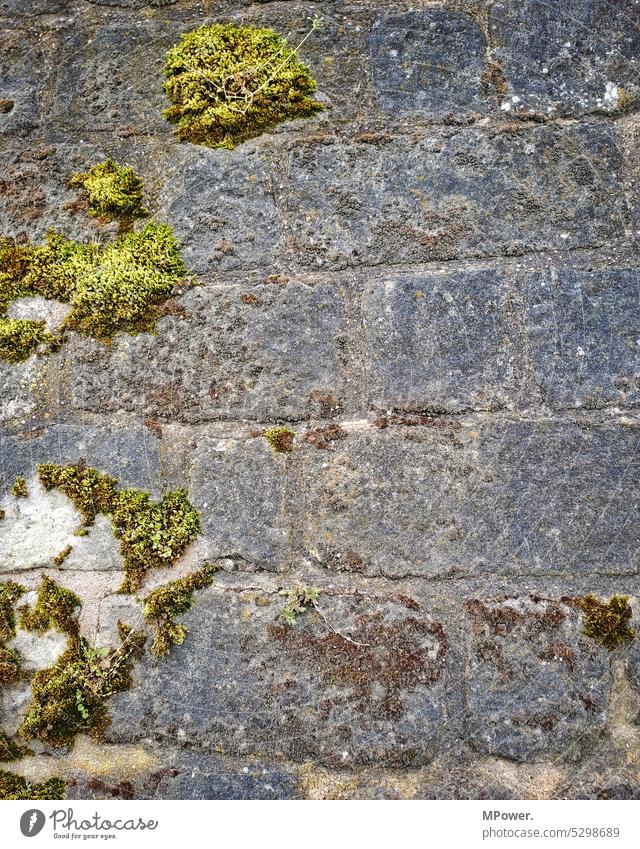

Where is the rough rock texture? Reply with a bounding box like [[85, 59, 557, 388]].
[[1, 0, 640, 800]]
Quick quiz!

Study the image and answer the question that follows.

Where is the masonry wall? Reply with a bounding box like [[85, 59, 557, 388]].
[[1, 0, 640, 799]]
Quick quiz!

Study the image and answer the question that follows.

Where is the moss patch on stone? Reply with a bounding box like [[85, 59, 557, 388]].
[[143, 564, 218, 656], [19, 575, 81, 637], [0, 770, 66, 800], [11, 475, 28, 498], [0, 223, 186, 363], [69, 159, 148, 227], [0, 731, 30, 762], [163, 22, 323, 149], [38, 462, 202, 593], [18, 622, 146, 748], [576, 594, 636, 651], [264, 426, 296, 453]]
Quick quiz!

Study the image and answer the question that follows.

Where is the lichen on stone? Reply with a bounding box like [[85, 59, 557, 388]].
[[0, 770, 65, 800], [37, 462, 202, 593], [143, 564, 218, 656], [264, 426, 296, 453], [163, 22, 323, 149], [575, 594, 636, 651], [69, 159, 148, 227]]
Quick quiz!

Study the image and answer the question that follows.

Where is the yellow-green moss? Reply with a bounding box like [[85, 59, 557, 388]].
[[52, 544, 73, 567], [0, 222, 186, 362], [18, 622, 146, 748], [0, 317, 52, 363], [37, 462, 202, 593], [19, 575, 81, 637], [143, 564, 218, 656], [0, 731, 30, 762], [69, 159, 148, 226], [0, 770, 66, 800], [163, 22, 323, 149], [576, 594, 636, 650], [264, 426, 296, 453], [11, 475, 28, 498]]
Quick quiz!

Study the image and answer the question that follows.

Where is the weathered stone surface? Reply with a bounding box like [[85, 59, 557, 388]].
[[363, 268, 522, 413], [370, 9, 489, 118], [107, 588, 448, 767], [283, 122, 628, 270], [67, 280, 351, 422], [522, 268, 640, 409], [491, 0, 640, 116], [157, 145, 283, 276], [0, 29, 49, 135], [303, 418, 640, 577], [0, 423, 163, 494], [464, 595, 611, 760], [0, 358, 41, 424], [188, 436, 290, 568]]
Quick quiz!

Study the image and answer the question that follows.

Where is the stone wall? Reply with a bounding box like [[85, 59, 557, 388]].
[[1, 0, 640, 799]]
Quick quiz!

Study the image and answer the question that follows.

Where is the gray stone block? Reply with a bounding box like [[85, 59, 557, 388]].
[[302, 417, 640, 577], [522, 268, 640, 409], [67, 279, 350, 422], [283, 122, 628, 270], [464, 594, 611, 760], [107, 589, 448, 767], [188, 436, 290, 568], [371, 9, 489, 118], [363, 268, 522, 413], [491, 0, 640, 116]]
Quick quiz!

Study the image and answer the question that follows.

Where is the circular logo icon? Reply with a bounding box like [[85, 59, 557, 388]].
[[20, 809, 46, 838]]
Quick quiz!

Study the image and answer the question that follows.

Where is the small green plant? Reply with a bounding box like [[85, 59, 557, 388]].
[[264, 426, 296, 453], [69, 160, 148, 227], [0, 770, 65, 800], [576, 594, 636, 651], [0, 317, 52, 363], [278, 585, 321, 626], [163, 21, 323, 149], [37, 462, 202, 593], [11, 476, 28, 498], [143, 564, 218, 656]]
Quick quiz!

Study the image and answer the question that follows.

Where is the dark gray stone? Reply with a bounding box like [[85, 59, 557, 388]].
[[491, 0, 640, 116], [107, 589, 448, 767], [363, 268, 522, 413], [464, 594, 611, 760], [522, 268, 640, 410], [0, 423, 163, 495], [283, 122, 628, 270], [67, 279, 350, 422], [302, 418, 640, 578], [0, 29, 49, 135], [371, 9, 489, 118]]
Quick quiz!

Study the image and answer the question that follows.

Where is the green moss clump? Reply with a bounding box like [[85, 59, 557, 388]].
[[0, 770, 66, 800], [0, 581, 26, 642], [11, 475, 28, 498], [264, 426, 296, 453], [0, 222, 186, 362], [18, 622, 146, 748], [0, 317, 52, 363], [69, 160, 148, 226], [52, 544, 73, 566], [163, 22, 323, 149], [143, 564, 218, 656], [577, 594, 636, 651], [37, 462, 202, 593], [0, 731, 29, 762], [19, 576, 81, 637], [0, 646, 23, 686]]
